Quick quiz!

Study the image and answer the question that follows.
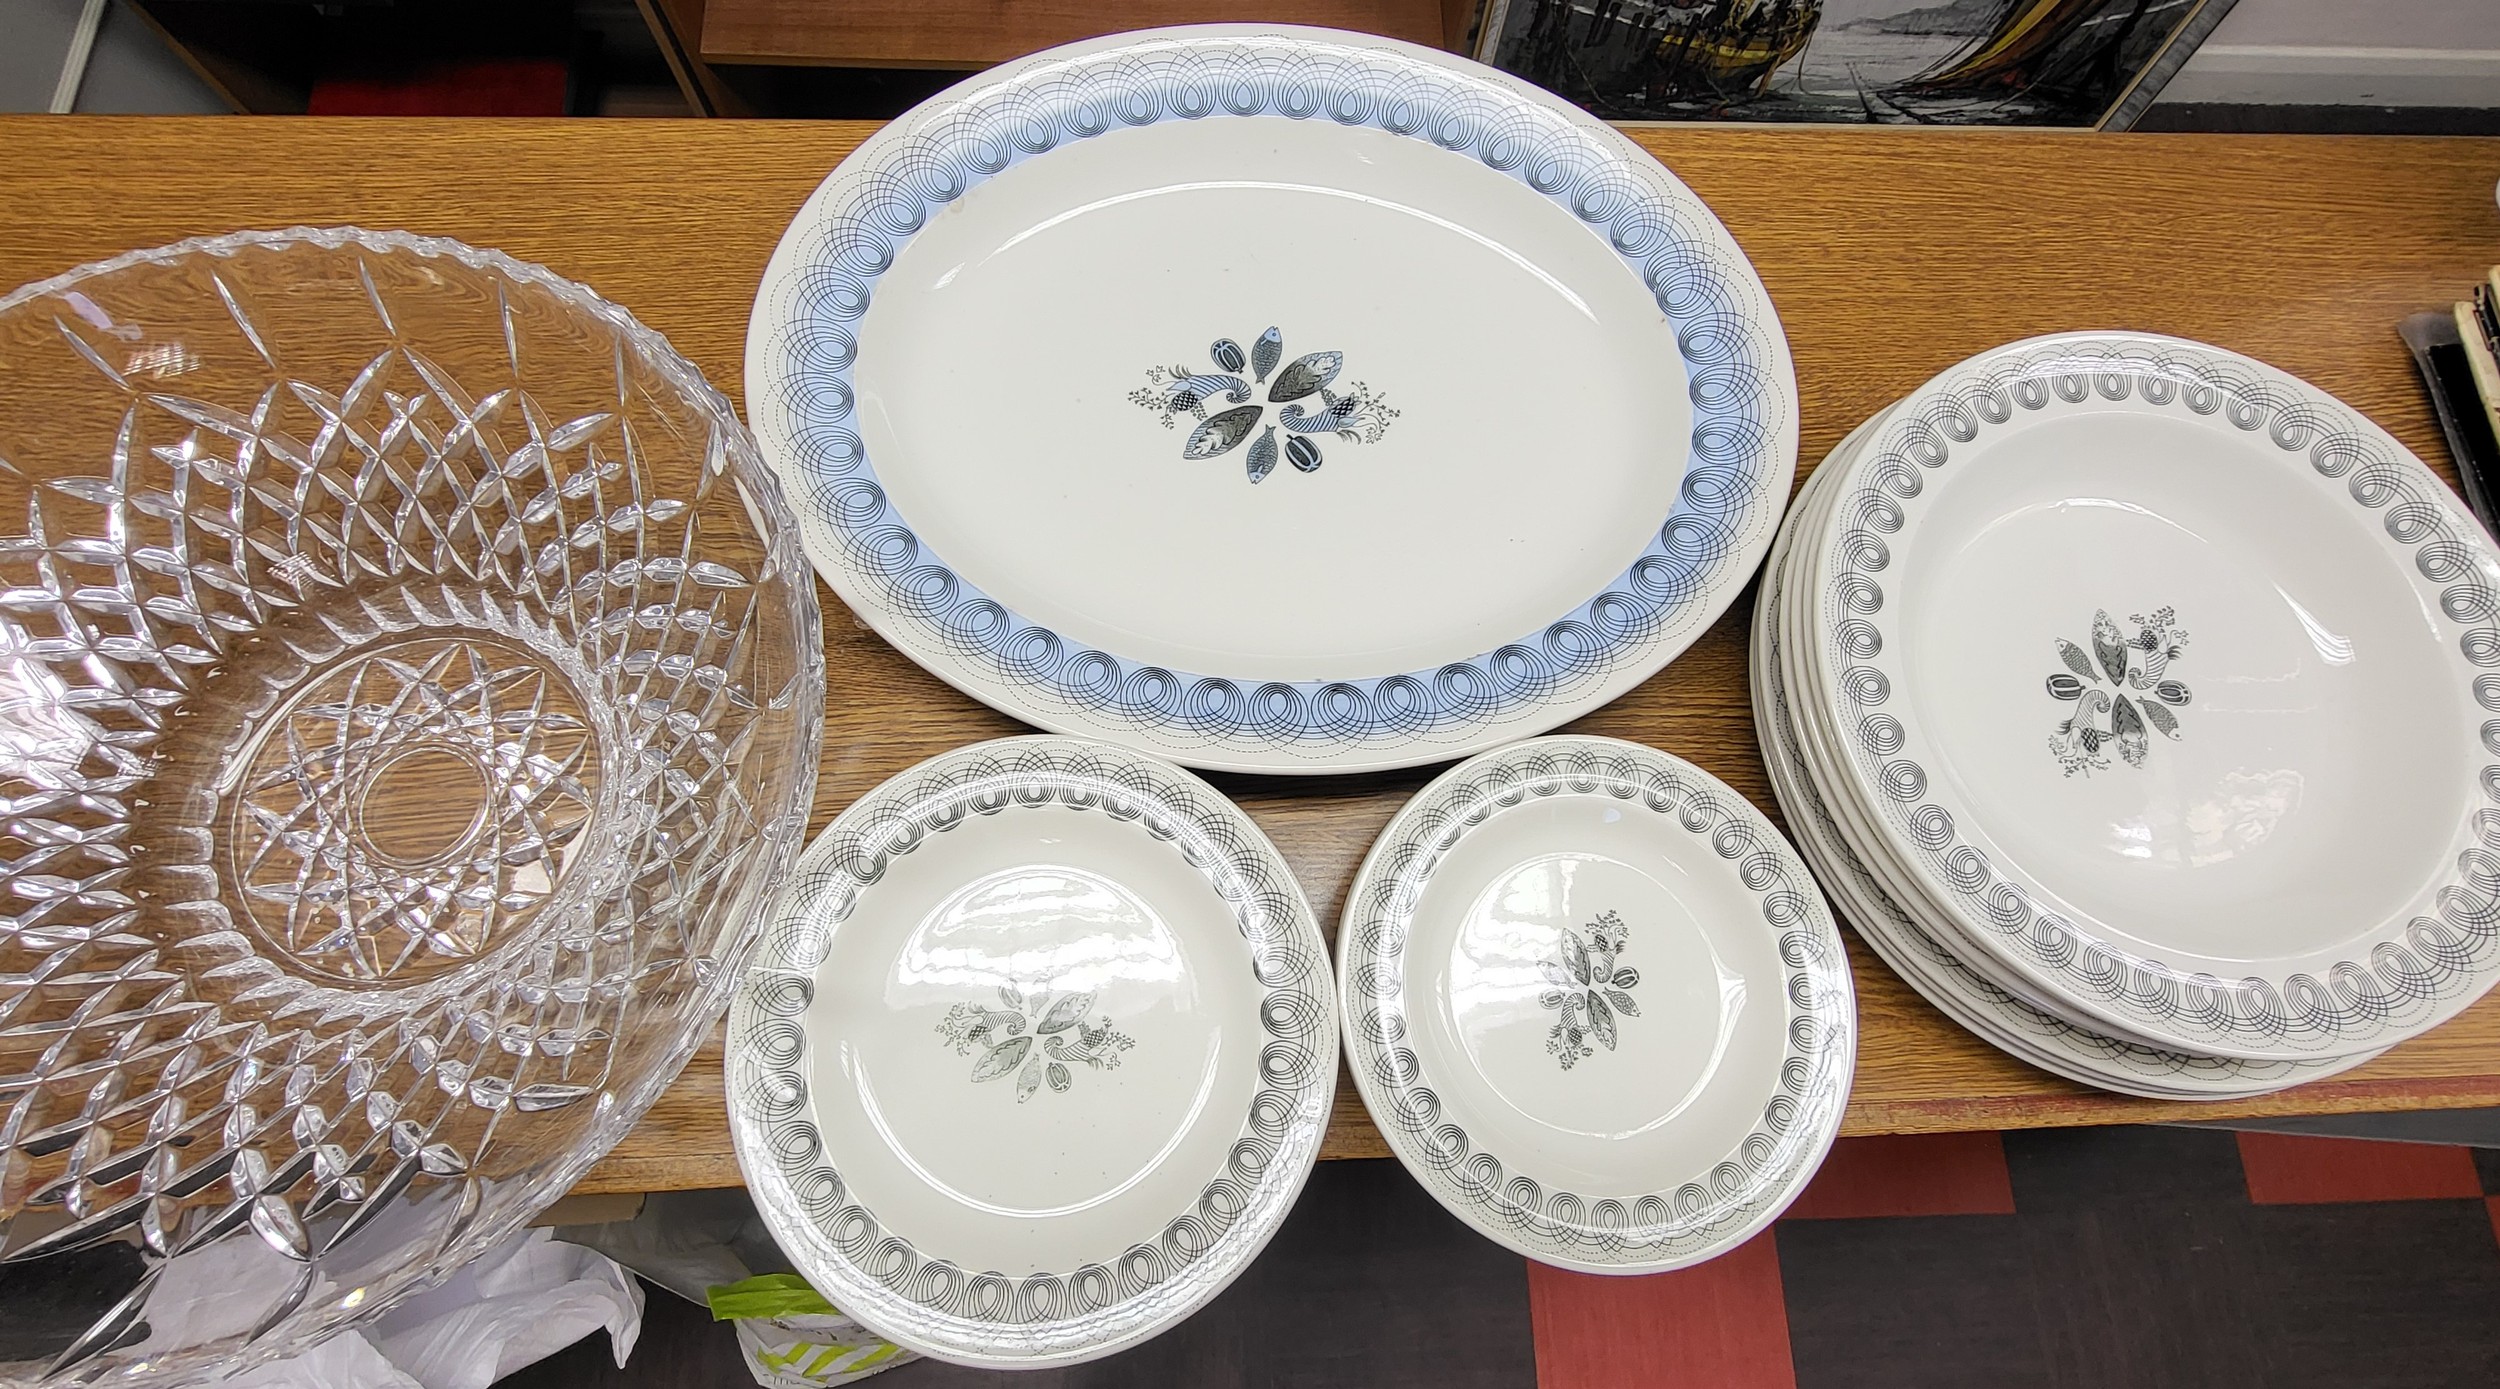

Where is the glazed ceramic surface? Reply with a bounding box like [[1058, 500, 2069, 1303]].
[[747, 25, 1796, 773], [1755, 440, 2375, 1100], [1806, 333, 2500, 1061], [727, 738, 1334, 1367], [1338, 737, 1852, 1273]]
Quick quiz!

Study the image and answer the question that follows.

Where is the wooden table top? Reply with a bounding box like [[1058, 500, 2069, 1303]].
[[6, 117, 2498, 1197]]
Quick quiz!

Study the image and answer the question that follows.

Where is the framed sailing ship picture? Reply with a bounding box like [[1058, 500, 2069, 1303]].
[[1473, 0, 2238, 128]]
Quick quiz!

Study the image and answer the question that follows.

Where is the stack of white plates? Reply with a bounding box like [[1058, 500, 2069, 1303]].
[[729, 737, 1336, 1368], [1338, 736, 1855, 1274], [1753, 331, 2500, 1099]]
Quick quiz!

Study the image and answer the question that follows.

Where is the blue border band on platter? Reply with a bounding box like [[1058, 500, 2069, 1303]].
[[762, 36, 1784, 749]]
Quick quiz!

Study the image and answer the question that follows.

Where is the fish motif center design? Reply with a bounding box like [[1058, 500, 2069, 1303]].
[[2045, 607, 2191, 776], [1540, 910, 1641, 1070], [1128, 326, 1398, 482], [937, 985, 1135, 1101]]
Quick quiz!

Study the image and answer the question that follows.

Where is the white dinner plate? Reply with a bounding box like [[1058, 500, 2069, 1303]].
[[1805, 333, 2500, 1060], [1338, 736, 1853, 1272], [727, 738, 1335, 1367], [1756, 439, 2378, 1099], [747, 25, 1795, 774], [1780, 435, 2260, 1054], [1779, 418, 2167, 1043]]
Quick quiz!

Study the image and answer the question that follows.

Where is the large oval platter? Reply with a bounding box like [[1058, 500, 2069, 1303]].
[[747, 24, 1795, 773]]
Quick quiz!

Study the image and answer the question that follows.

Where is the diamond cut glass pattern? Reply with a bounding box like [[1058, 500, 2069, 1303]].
[[229, 636, 597, 983], [0, 228, 823, 1384]]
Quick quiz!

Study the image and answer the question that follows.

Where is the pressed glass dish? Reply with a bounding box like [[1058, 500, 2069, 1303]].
[[0, 228, 823, 1384]]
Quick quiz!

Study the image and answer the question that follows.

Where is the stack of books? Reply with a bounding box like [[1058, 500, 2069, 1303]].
[[2405, 272, 2500, 533]]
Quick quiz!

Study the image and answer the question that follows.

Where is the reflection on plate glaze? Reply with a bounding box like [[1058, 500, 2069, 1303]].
[[1343, 738, 1854, 1266], [760, 34, 1792, 761], [937, 985, 1135, 1102], [1539, 910, 1642, 1070], [1128, 326, 1397, 482], [2045, 607, 2193, 776]]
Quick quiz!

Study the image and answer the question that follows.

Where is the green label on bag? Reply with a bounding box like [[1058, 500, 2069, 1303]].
[[706, 1272, 837, 1320]]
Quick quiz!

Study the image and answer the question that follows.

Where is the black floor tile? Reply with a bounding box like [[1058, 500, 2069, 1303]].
[[1817, 1127, 2500, 1389], [2012, 1201, 2272, 1389], [2239, 1202, 2500, 1388], [1779, 1214, 2048, 1389], [2006, 1196, 2500, 1389], [2003, 1124, 2251, 1212], [2471, 1146, 2500, 1196]]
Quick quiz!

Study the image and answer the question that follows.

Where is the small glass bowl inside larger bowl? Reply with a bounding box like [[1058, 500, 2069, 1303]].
[[0, 228, 823, 1384]]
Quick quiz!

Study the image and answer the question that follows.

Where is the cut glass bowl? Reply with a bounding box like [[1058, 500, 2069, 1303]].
[[0, 228, 823, 1383]]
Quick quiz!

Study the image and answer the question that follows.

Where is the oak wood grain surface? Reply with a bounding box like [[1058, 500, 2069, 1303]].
[[4, 118, 2497, 1198], [699, 0, 1451, 67]]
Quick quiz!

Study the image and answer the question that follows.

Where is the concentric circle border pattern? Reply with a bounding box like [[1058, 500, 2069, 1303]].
[[1817, 336, 2500, 1055], [1752, 482, 2348, 1091], [1343, 737, 1854, 1266], [728, 737, 1335, 1365], [750, 29, 1791, 763]]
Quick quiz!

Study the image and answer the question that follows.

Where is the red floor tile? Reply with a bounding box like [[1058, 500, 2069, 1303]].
[[1528, 1231, 1796, 1389], [2237, 1132, 2483, 1205], [1778, 1132, 2017, 1220]]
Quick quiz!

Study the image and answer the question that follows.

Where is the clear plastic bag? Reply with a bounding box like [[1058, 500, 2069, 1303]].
[[557, 1190, 913, 1387], [211, 1230, 642, 1389]]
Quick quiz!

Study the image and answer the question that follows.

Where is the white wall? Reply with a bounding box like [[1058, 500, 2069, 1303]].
[[2160, 0, 2499, 106]]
